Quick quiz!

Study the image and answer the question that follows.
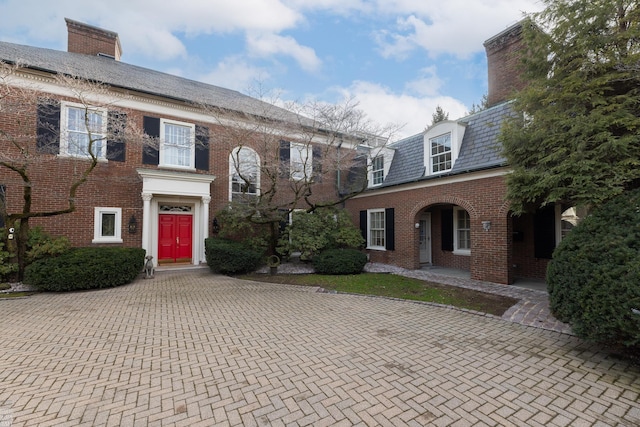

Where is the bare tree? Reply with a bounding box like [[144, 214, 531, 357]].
[[0, 62, 142, 280], [201, 92, 401, 254]]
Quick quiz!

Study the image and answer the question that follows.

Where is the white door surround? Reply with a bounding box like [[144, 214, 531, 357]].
[[137, 168, 216, 266]]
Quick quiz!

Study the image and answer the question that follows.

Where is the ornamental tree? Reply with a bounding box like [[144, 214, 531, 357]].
[[500, 1, 640, 213]]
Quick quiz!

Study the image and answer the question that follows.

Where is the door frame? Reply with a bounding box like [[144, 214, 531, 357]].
[[419, 212, 432, 265]]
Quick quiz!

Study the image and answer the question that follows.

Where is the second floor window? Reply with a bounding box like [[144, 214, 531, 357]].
[[160, 119, 194, 168], [62, 102, 107, 159], [430, 133, 452, 173], [230, 147, 259, 200]]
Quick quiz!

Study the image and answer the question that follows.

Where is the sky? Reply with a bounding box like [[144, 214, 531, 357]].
[[0, 0, 543, 140]]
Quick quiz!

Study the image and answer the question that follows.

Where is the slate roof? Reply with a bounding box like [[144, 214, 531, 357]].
[[380, 102, 513, 188], [0, 40, 305, 124]]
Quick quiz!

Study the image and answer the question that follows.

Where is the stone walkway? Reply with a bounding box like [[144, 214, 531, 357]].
[[1, 269, 637, 426]]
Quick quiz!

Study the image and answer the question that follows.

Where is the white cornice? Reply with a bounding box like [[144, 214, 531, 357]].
[[351, 167, 510, 198]]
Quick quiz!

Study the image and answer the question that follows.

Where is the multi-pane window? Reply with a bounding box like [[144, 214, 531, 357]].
[[290, 143, 311, 181], [93, 207, 122, 243], [372, 156, 384, 185], [161, 119, 194, 168], [430, 133, 452, 173], [454, 208, 471, 252], [368, 209, 385, 248], [62, 103, 106, 158], [230, 147, 259, 199]]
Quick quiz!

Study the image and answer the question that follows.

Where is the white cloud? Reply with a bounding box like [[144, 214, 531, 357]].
[[334, 80, 468, 140], [198, 55, 270, 92], [246, 33, 321, 72], [373, 0, 543, 59]]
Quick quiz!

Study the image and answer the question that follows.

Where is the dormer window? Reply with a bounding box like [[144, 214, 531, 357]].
[[423, 121, 466, 176], [430, 133, 452, 173], [372, 155, 384, 185]]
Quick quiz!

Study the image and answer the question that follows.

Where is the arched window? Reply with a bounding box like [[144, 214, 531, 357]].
[[229, 147, 260, 201]]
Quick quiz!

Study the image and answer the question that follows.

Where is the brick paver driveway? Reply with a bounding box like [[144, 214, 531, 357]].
[[1, 271, 638, 426]]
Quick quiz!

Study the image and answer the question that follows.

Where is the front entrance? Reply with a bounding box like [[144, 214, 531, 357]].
[[419, 213, 432, 264], [158, 214, 193, 264]]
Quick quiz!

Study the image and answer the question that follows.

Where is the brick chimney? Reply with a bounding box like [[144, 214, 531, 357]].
[[483, 21, 526, 107], [65, 18, 122, 60]]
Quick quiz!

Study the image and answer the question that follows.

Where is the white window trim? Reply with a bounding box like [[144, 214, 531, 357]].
[[229, 146, 261, 200], [290, 142, 312, 181], [60, 101, 108, 160], [92, 207, 123, 243], [370, 155, 384, 186], [367, 208, 386, 251], [159, 118, 196, 170], [453, 207, 471, 256], [423, 121, 466, 176]]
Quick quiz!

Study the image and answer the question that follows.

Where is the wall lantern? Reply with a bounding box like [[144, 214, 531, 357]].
[[414, 222, 420, 229], [482, 220, 491, 232], [212, 217, 220, 234], [128, 215, 138, 234]]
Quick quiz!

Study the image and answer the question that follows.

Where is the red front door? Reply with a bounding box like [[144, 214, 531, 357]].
[[158, 214, 193, 264]]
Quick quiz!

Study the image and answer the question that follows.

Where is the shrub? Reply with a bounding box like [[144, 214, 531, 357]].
[[205, 238, 263, 275], [0, 227, 70, 282], [277, 208, 365, 261], [24, 247, 145, 292], [313, 248, 368, 275], [547, 188, 640, 349]]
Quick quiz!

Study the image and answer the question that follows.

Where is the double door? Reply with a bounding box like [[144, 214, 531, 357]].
[[158, 214, 193, 264]]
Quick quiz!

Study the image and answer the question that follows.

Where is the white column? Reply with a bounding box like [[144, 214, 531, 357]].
[[141, 192, 153, 258], [200, 196, 211, 264]]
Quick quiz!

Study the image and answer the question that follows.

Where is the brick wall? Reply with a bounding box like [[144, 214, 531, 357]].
[[0, 91, 344, 248], [345, 174, 515, 284]]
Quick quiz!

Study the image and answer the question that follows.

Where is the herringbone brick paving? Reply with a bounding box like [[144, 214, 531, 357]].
[[0, 270, 638, 426]]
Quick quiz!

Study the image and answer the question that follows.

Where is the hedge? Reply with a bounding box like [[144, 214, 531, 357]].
[[205, 238, 263, 275], [24, 247, 145, 292], [312, 248, 368, 275]]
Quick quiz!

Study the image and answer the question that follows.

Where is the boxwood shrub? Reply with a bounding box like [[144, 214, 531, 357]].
[[205, 238, 263, 275], [24, 247, 145, 292], [547, 188, 640, 349], [313, 248, 368, 275]]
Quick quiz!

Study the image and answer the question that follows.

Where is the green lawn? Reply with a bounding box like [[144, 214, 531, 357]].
[[239, 272, 518, 316]]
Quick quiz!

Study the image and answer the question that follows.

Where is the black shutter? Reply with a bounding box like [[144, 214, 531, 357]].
[[36, 99, 60, 154], [441, 208, 454, 251], [195, 125, 210, 171], [385, 208, 395, 250], [279, 140, 290, 177], [142, 116, 160, 165], [106, 111, 127, 162], [359, 210, 367, 242], [312, 146, 322, 183], [534, 205, 556, 259], [0, 185, 5, 228]]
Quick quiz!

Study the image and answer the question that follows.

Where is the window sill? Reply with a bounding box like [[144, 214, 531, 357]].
[[92, 238, 123, 244], [158, 165, 196, 172], [57, 153, 108, 162], [366, 246, 386, 251], [453, 249, 471, 256]]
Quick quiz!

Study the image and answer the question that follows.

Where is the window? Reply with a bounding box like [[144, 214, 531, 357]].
[[290, 142, 311, 181], [230, 147, 260, 200], [454, 207, 471, 253], [430, 133, 452, 173], [93, 207, 122, 243], [371, 156, 384, 185], [61, 102, 107, 159], [555, 204, 585, 245], [160, 119, 195, 168], [368, 209, 385, 249]]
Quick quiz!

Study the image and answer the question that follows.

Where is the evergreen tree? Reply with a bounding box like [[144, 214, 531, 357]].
[[430, 105, 449, 125], [500, 1, 640, 213]]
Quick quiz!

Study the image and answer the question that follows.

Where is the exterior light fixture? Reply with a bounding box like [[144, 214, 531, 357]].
[[128, 215, 137, 234], [415, 222, 420, 229]]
